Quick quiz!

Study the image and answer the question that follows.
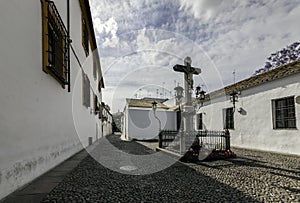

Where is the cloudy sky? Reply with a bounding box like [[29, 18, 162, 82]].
[[89, 0, 300, 113]]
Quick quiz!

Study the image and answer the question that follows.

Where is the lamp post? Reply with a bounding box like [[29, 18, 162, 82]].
[[229, 90, 239, 111], [152, 100, 162, 147], [173, 57, 201, 154]]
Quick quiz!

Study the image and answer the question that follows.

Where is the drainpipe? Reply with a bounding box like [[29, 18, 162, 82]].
[[67, 0, 71, 92]]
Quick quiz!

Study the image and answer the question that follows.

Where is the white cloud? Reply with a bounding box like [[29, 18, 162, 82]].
[[93, 17, 119, 48], [179, 0, 227, 20]]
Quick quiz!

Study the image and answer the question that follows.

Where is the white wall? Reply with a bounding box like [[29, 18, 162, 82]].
[[197, 73, 300, 155], [163, 98, 176, 107], [0, 0, 105, 199], [102, 110, 113, 136], [121, 105, 129, 140], [125, 107, 177, 140]]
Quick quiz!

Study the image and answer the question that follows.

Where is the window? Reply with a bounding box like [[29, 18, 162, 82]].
[[93, 51, 98, 80], [94, 94, 99, 115], [82, 18, 89, 56], [79, 0, 89, 56], [224, 107, 234, 129], [82, 71, 90, 108], [272, 96, 296, 129], [41, 0, 69, 87], [197, 113, 203, 130]]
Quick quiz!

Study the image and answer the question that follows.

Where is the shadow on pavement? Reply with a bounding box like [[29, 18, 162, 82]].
[[40, 134, 259, 202]]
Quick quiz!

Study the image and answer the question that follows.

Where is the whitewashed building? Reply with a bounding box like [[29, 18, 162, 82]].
[[196, 60, 300, 155], [122, 98, 178, 140], [0, 0, 111, 200], [100, 102, 113, 136]]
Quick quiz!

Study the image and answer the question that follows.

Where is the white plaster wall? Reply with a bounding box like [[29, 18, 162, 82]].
[[102, 113, 113, 137], [197, 73, 300, 155], [121, 105, 129, 140], [0, 0, 103, 199], [126, 108, 177, 140]]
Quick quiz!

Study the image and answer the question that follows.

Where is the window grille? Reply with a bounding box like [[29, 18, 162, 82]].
[[273, 96, 296, 129], [42, 0, 70, 88]]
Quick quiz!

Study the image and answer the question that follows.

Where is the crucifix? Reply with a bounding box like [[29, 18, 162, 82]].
[[173, 57, 201, 154]]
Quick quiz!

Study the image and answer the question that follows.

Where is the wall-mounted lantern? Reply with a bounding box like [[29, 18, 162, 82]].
[[151, 100, 157, 111], [195, 86, 206, 101], [229, 90, 239, 110]]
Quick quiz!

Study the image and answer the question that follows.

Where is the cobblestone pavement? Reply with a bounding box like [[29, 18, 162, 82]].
[[185, 147, 300, 203], [41, 135, 300, 202]]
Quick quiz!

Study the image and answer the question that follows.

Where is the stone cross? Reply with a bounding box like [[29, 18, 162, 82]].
[[173, 57, 201, 154]]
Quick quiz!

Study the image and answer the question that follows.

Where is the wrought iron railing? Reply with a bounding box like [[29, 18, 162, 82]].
[[159, 129, 231, 154], [196, 130, 230, 151], [159, 130, 178, 148]]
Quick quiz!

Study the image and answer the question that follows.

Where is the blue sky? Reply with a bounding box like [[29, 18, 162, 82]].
[[90, 0, 300, 112]]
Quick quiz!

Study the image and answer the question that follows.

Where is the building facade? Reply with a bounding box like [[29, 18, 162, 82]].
[[122, 98, 178, 140], [0, 0, 111, 199], [196, 61, 300, 155]]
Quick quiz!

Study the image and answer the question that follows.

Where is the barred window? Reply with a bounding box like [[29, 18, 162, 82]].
[[272, 96, 296, 129], [224, 108, 234, 129], [94, 94, 99, 115], [41, 0, 69, 87]]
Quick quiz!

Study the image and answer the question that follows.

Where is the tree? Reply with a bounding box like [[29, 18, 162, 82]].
[[253, 42, 300, 76]]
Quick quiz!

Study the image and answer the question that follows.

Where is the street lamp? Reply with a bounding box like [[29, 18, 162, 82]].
[[195, 86, 206, 100], [195, 86, 206, 107], [152, 100, 162, 147], [152, 100, 157, 111]]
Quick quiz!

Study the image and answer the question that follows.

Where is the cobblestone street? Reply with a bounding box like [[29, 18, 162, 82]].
[[138, 141, 300, 201], [186, 148, 300, 202], [37, 134, 300, 202]]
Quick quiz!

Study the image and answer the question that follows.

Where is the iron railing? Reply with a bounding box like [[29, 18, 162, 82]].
[[196, 130, 230, 151], [46, 0, 70, 87], [159, 129, 231, 154], [159, 130, 178, 148]]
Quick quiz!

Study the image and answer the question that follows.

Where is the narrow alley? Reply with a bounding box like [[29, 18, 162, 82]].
[[4, 134, 300, 203]]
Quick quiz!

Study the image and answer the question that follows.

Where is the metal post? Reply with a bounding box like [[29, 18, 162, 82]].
[[159, 131, 162, 148], [153, 109, 162, 147], [67, 0, 71, 92], [225, 129, 230, 151]]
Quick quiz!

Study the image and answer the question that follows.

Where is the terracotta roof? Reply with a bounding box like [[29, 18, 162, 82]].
[[126, 98, 170, 109], [203, 60, 300, 101]]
